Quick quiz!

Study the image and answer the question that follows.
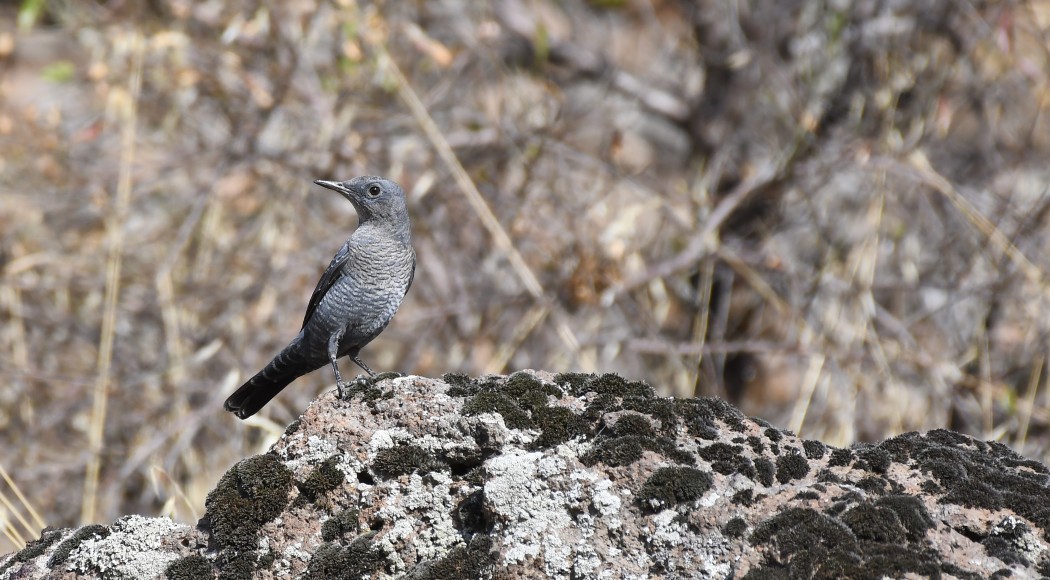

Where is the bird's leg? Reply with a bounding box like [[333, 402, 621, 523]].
[[328, 330, 348, 398], [351, 355, 377, 378]]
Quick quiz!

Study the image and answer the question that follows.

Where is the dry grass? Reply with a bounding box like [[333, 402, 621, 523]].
[[2, 0, 1050, 552]]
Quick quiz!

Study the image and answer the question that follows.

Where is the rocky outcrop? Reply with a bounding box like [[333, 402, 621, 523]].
[[4, 371, 1050, 578]]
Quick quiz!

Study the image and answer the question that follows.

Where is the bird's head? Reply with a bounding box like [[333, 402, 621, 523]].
[[314, 176, 408, 225]]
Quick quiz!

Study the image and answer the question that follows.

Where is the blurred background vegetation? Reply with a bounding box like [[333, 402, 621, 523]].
[[2, 0, 1050, 553]]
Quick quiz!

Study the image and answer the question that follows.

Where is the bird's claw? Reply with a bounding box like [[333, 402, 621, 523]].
[[336, 380, 350, 400]]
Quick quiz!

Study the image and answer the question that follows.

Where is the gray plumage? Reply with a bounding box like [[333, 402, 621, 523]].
[[224, 176, 415, 419]]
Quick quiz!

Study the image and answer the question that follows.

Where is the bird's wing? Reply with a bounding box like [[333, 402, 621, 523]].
[[302, 240, 352, 329], [404, 248, 416, 295]]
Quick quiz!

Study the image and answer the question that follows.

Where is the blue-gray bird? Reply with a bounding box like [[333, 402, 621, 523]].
[[224, 176, 415, 419]]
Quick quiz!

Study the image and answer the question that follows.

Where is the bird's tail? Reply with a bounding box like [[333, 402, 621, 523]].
[[224, 343, 316, 420]]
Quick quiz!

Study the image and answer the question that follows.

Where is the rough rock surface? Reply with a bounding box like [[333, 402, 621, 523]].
[[4, 371, 1050, 579]]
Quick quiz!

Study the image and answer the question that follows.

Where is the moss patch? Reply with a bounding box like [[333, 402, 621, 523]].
[[403, 535, 498, 579], [303, 536, 385, 580], [637, 466, 712, 512], [754, 458, 775, 487], [724, 517, 748, 538], [676, 397, 747, 439], [204, 453, 294, 553], [0, 527, 65, 575], [297, 456, 345, 503], [776, 453, 810, 484], [321, 509, 360, 542], [373, 444, 443, 479], [803, 440, 826, 459], [166, 554, 214, 580], [462, 392, 534, 430], [46, 524, 109, 567], [531, 405, 590, 448]]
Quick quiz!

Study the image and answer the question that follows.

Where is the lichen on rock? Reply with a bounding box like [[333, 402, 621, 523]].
[[3, 371, 1050, 579]]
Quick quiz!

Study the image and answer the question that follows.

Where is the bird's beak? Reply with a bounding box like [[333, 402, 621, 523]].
[[314, 180, 351, 195]]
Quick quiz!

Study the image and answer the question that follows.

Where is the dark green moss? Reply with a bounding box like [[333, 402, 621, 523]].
[[749, 508, 856, 550], [794, 491, 820, 501], [942, 479, 1004, 510], [303, 536, 385, 580], [580, 392, 620, 425], [581, 431, 695, 468], [855, 476, 889, 495], [747, 436, 766, 454], [735, 458, 757, 479], [462, 392, 535, 429], [697, 442, 744, 464], [926, 428, 974, 447], [855, 447, 891, 473], [754, 458, 775, 486], [297, 456, 345, 503], [403, 534, 497, 579], [708, 459, 736, 475], [875, 431, 921, 463], [513, 388, 550, 413], [621, 396, 678, 434], [503, 370, 543, 391], [816, 469, 842, 484], [373, 445, 442, 479], [675, 397, 747, 439], [218, 552, 256, 580], [819, 542, 944, 579], [776, 453, 809, 483], [443, 372, 477, 396], [732, 489, 755, 506], [637, 467, 712, 512], [166, 555, 214, 580], [828, 448, 853, 467], [841, 503, 907, 543], [532, 405, 590, 448], [748, 508, 863, 577], [2, 527, 65, 573], [937, 563, 984, 580], [803, 440, 826, 460], [204, 453, 294, 553], [581, 436, 645, 467], [741, 567, 789, 579], [764, 428, 783, 443], [552, 372, 592, 393], [724, 517, 748, 538], [874, 495, 932, 542], [47, 524, 109, 567], [502, 372, 561, 401], [283, 418, 303, 437], [983, 536, 1028, 567], [578, 373, 655, 398], [609, 413, 655, 438], [321, 509, 360, 542]]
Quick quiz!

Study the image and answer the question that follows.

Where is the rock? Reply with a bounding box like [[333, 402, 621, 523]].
[[3, 371, 1050, 578]]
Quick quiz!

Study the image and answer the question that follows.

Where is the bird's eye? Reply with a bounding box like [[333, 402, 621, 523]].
[[368, 184, 381, 197]]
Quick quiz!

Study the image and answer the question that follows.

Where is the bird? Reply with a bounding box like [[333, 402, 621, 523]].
[[224, 176, 415, 419]]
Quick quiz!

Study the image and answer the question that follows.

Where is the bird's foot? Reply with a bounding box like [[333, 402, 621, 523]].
[[336, 379, 350, 400]]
